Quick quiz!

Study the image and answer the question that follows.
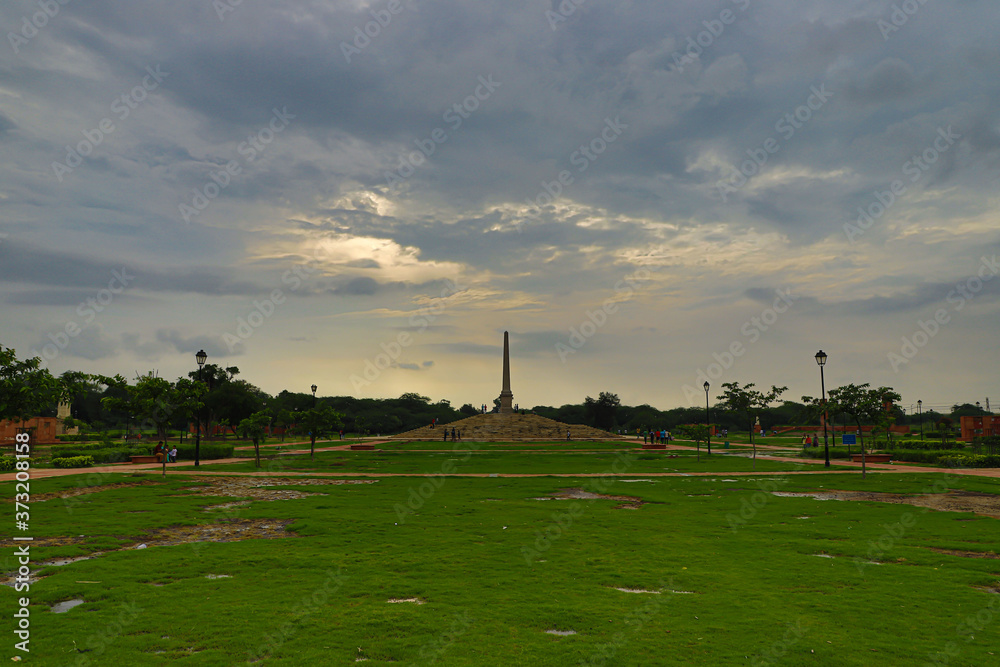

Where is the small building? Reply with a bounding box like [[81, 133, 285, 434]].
[[959, 415, 1000, 441], [0, 402, 77, 447]]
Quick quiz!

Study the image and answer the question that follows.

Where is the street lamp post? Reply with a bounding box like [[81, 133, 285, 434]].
[[311, 384, 317, 408], [703, 381, 711, 455], [918, 400, 923, 440], [195, 349, 207, 467], [815, 350, 830, 468]]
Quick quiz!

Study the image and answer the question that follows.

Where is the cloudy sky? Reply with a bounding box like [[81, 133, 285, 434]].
[[2, 0, 998, 412]]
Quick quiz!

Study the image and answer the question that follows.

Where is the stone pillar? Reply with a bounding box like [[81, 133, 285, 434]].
[[498, 331, 514, 414]]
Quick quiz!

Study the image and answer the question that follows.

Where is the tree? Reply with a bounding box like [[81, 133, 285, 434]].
[[99, 373, 204, 443], [675, 424, 710, 461], [238, 410, 272, 468], [0, 346, 64, 422], [584, 392, 621, 430], [274, 408, 293, 442], [298, 405, 345, 460], [718, 382, 787, 467], [823, 383, 901, 478], [459, 403, 479, 417]]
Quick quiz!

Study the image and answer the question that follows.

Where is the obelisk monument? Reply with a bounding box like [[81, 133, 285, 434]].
[[498, 331, 514, 414]]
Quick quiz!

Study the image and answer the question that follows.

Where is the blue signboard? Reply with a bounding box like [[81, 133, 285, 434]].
[[842, 434, 857, 445]]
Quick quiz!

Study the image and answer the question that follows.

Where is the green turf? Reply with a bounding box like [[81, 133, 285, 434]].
[[3, 452, 998, 665], [176, 449, 841, 475]]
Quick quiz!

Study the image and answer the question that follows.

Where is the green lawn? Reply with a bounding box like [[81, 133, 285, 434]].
[[3, 451, 998, 665], [179, 449, 837, 475]]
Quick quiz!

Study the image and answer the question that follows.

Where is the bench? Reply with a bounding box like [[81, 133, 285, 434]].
[[129, 454, 164, 464], [852, 454, 892, 463]]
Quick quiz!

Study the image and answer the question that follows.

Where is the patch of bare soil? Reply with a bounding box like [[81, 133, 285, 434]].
[[928, 548, 1000, 560], [176, 476, 377, 507], [5, 480, 165, 503], [771, 490, 1000, 519], [23, 518, 296, 553], [4, 519, 296, 586], [548, 488, 645, 509]]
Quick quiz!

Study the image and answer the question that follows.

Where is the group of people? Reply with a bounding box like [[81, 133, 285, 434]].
[[642, 430, 672, 444], [153, 441, 178, 462], [443, 428, 461, 442]]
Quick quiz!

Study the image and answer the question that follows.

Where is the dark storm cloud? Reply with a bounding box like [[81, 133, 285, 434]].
[[0, 242, 264, 296]]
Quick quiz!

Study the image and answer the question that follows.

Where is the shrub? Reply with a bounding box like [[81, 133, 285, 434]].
[[174, 443, 234, 460], [939, 454, 1000, 469], [52, 443, 152, 457], [0, 456, 15, 471], [888, 450, 961, 465], [51, 456, 94, 468]]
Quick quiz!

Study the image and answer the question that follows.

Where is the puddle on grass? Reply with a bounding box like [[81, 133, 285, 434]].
[[928, 548, 1000, 560], [3, 519, 297, 586], [50, 599, 84, 613], [530, 488, 645, 510], [771, 491, 1000, 519], [613, 587, 661, 594], [545, 629, 577, 636]]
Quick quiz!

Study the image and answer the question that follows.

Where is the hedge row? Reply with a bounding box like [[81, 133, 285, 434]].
[[175, 443, 234, 460], [51, 456, 94, 468], [887, 450, 966, 464], [0, 456, 15, 472], [889, 439, 964, 450], [940, 454, 1000, 469], [52, 443, 152, 458], [50, 447, 147, 464]]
